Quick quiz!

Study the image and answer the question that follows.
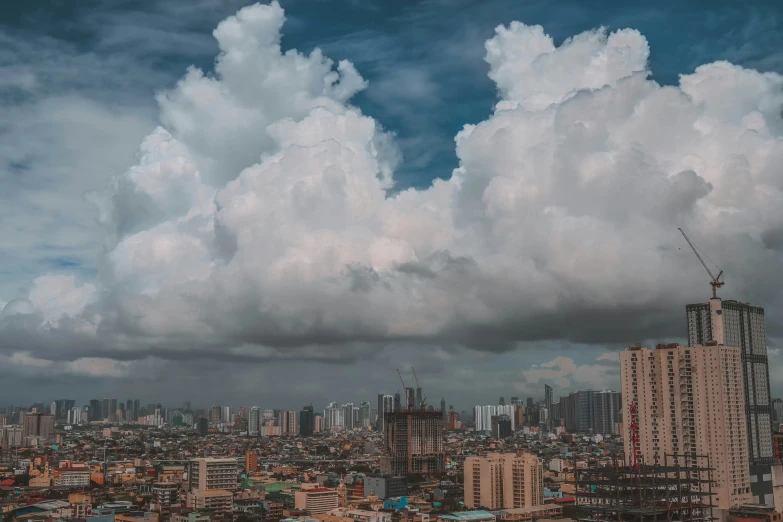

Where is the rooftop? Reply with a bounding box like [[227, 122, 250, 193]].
[[440, 511, 496, 521]]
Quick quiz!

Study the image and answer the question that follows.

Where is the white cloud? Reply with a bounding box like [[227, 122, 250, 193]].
[[520, 354, 618, 393], [2, 3, 783, 374]]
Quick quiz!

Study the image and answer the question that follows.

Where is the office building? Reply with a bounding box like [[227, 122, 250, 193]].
[[620, 343, 751, 509], [544, 385, 553, 432], [102, 398, 110, 419], [314, 414, 323, 433], [687, 298, 773, 465], [393, 393, 401, 411], [189, 458, 237, 492], [440, 398, 447, 424], [364, 474, 406, 500], [491, 415, 512, 439], [382, 409, 444, 476], [377, 395, 393, 432], [359, 402, 371, 428], [300, 405, 314, 437], [294, 487, 339, 514], [464, 453, 543, 510]]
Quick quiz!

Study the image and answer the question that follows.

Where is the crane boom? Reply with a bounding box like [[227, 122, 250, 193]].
[[678, 228, 724, 298]]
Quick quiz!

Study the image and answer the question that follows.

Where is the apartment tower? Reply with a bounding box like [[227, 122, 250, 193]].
[[686, 298, 773, 465], [620, 343, 751, 510], [464, 453, 543, 510]]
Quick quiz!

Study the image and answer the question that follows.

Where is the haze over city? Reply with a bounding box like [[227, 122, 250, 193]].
[[1, 0, 783, 411]]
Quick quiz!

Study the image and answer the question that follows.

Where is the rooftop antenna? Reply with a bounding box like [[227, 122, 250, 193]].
[[678, 228, 724, 298]]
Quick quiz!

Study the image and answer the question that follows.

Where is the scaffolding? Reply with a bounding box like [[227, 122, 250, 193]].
[[574, 453, 715, 522]]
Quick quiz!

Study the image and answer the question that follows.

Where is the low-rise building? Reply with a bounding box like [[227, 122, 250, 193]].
[[295, 488, 339, 514]]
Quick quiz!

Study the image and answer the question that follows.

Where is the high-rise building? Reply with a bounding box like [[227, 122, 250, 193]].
[[510, 397, 520, 405], [544, 385, 553, 432], [686, 298, 773, 466], [358, 402, 370, 428], [189, 457, 238, 492], [21, 413, 55, 440], [102, 398, 110, 419], [376, 395, 393, 432], [343, 403, 355, 430], [209, 405, 221, 426], [314, 414, 323, 433], [300, 406, 314, 436], [393, 392, 401, 411], [474, 405, 496, 432], [464, 453, 543, 509], [415, 387, 423, 409], [89, 399, 101, 422], [491, 415, 512, 439], [440, 398, 446, 424], [499, 397, 505, 406], [286, 410, 297, 435], [620, 343, 751, 510], [109, 399, 118, 420], [381, 409, 444, 476], [222, 406, 231, 424], [405, 388, 415, 409], [248, 407, 260, 436], [324, 403, 344, 430], [772, 399, 783, 428]]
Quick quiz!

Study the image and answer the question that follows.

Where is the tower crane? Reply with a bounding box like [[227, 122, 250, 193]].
[[396, 368, 412, 410], [411, 366, 426, 409], [678, 228, 724, 298]]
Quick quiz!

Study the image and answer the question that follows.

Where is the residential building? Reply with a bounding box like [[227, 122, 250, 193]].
[[464, 453, 543, 510], [55, 469, 91, 487], [151, 482, 179, 517], [186, 490, 233, 516], [381, 409, 444, 476], [686, 298, 773, 465], [620, 343, 751, 509], [188, 457, 237, 492], [246, 451, 258, 473], [294, 487, 339, 514], [248, 406, 260, 436]]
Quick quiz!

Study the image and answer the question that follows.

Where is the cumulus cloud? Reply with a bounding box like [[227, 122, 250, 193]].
[[2, 2, 783, 370]]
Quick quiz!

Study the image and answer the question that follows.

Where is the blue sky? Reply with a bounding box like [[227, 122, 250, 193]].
[[1, 0, 783, 407]]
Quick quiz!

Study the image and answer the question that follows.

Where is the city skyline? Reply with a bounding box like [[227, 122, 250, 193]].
[[2, 0, 783, 407]]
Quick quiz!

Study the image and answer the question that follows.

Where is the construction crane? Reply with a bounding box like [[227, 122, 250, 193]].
[[678, 227, 724, 298], [411, 366, 426, 409], [396, 369, 412, 410]]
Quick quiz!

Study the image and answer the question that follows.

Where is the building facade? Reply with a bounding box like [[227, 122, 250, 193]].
[[620, 343, 751, 510], [294, 487, 339, 514], [382, 409, 444, 476], [189, 458, 237, 492], [464, 453, 543, 510], [686, 298, 773, 465]]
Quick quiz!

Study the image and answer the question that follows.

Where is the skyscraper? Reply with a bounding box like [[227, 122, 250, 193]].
[[543, 385, 553, 432], [620, 343, 751, 510], [102, 398, 110, 419], [248, 407, 260, 436], [299, 405, 314, 437], [382, 409, 444, 476], [89, 399, 101, 422], [393, 392, 401, 411], [209, 405, 221, 426], [686, 298, 772, 465], [440, 398, 446, 424], [592, 390, 621, 435], [358, 402, 370, 428], [109, 399, 118, 420]]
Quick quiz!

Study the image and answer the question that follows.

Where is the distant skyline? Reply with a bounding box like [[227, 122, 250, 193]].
[[2, 0, 783, 406]]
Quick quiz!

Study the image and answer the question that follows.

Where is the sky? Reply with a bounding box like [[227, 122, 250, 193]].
[[2, 0, 783, 412]]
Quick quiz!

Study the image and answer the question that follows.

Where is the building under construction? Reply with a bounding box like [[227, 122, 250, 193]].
[[381, 368, 445, 476], [574, 453, 716, 522]]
